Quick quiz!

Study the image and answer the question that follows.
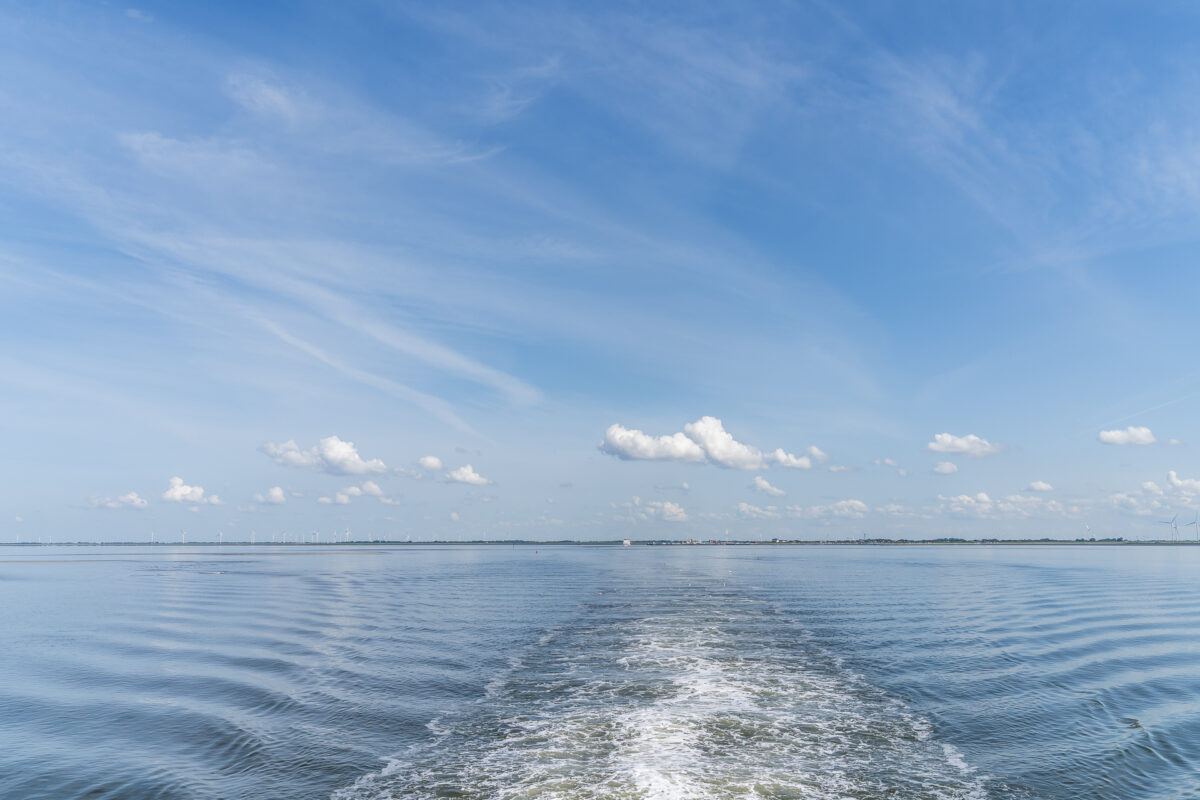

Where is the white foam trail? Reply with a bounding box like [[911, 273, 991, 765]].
[[333, 592, 990, 800]]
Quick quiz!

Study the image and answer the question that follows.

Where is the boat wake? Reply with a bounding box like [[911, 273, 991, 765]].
[[334, 587, 991, 799]]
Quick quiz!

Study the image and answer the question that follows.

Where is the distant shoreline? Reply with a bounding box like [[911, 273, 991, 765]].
[[4, 538, 1198, 547]]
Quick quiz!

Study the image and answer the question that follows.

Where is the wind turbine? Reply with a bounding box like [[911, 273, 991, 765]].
[[218, 530, 223, 546], [1159, 515, 1180, 542], [1187, 512, 1200, 542]]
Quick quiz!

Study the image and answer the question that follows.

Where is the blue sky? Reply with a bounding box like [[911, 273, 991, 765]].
[[6, 1, 1200, 541]]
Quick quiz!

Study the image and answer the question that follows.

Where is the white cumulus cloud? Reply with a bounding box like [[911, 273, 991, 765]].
[[315, 436, 387, 474], [649, 500, 688, 522], [601, 416, 823, 472], [90, 491, 148, 510], [935, 492, 1067, 519], [765, 448, 812, 469], [446, 464, 492, 485], [162, 477, 221, 505], [933, 461, 958, 475], [927, 433, 1002, 458], [317, 480, 388, 505], [875, 457, 908, 477], [260, 435, 387, 474], [737, 502, 781, 520], [787, 499, 869, 520], [753, 475, 786, 497], [1167, 470, 1200, 493], [259, 439, 320, 468], [617, 496, 689, 522], [1027, 481, 1054, 492], [254, 486, 287, 504], [684, 416, 766, 469], [418, 455, 443, 471], [1109, 481, 1167, 517], [875, 503, 917, 518], [600, 423, 707, 463], [936, 492, 995, 517], [1098, 426, 1156, 446]]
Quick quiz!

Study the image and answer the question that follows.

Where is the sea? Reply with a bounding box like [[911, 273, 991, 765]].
[[1, 543, 1198, 799]]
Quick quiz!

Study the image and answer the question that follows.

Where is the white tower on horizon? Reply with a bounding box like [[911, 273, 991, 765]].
[[1159, 515, 1180, 542]]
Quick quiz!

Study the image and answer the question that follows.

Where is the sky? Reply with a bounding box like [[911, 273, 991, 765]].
[[6, 1, 1200, 542]]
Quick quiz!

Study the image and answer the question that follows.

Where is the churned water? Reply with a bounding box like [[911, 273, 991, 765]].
[[1, 544, 1198, 799]]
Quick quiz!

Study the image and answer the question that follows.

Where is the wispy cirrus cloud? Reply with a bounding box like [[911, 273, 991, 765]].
[[224, 73, 304, 121]]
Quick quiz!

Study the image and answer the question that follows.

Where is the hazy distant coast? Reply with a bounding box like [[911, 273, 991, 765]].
[[9, 537, 1199, 547]]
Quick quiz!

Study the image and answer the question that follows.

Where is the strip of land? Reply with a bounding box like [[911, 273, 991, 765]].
[[7, 536, 1200, 547]]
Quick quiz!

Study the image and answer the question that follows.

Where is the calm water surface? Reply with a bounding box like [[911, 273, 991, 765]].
[[1, 544, 1198, 799]]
